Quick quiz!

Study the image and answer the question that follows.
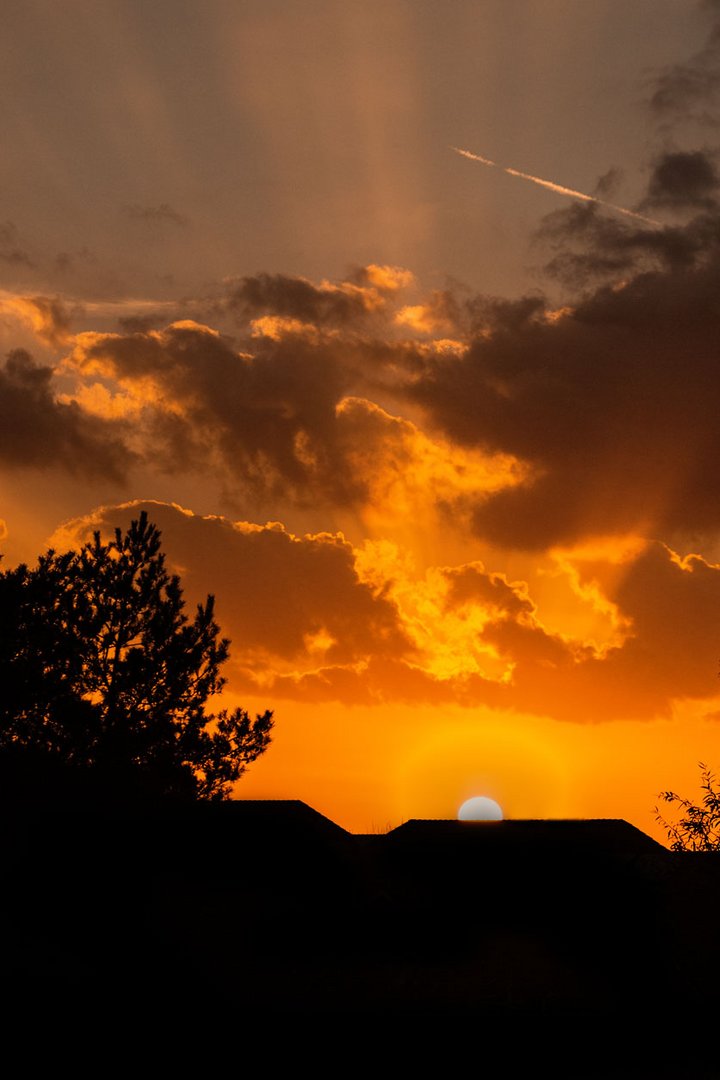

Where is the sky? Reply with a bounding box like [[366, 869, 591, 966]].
[[2, 0, 720, 839]]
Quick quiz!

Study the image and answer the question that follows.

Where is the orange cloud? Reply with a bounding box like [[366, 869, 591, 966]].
[[250, 315, 321, 341], [57, 382, 146, 420], [47, 502, 720, 724], [335, 396, 530, 525], [361, 264, 415, 292], [52, 502, 412, 680], [1, 294, 75, 347], [394, 290, 460, 335]]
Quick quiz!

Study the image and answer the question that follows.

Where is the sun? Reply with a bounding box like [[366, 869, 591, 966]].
[[458, 796, 504, 821]]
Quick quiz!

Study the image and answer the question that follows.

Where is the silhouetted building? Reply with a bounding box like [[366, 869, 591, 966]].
[[2, 797, 719, 1071]]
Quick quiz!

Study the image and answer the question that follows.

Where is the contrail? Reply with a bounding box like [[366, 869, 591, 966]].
[[452, 146, 660, 227]]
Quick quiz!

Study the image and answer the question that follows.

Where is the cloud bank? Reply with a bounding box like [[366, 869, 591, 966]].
[[4, 8, 720, 725], [46, 501, 720, 722]]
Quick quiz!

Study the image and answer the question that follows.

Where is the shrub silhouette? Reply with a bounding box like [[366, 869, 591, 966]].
[[0, 510, 273, 800], [655, 762, 720, 851]]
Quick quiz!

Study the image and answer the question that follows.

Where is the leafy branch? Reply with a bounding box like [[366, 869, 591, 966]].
[[655, 762, 720, 851]]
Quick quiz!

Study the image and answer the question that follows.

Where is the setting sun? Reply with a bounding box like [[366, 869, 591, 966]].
[[458, 796, 504, 821]]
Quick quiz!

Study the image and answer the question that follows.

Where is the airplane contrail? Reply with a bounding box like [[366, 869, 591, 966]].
[[452, 146, 660, 227]]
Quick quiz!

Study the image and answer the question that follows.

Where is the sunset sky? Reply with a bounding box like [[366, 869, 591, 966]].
[[3, 0, 720, 840]]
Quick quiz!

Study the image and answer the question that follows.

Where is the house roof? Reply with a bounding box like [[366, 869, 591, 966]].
[[385, 817, 669, 857]]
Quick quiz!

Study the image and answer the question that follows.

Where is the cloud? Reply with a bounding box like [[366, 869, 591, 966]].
[[121, 203, 189, 228], [62, 295, 524, 517], [1, 294, 75, 347], [0, 222, 33, 268], [334, 397, 527, 524], [45, 216, 720, 554], [0, 184, 714, 563], [422, 270, 720, 545], [394, 289, 461, 335], [443, 563, 534, 620], [47, 501, 541, 707], [46, 502, 720, 721], [649, 12, 720, 125], [66, 319, 371, 505], [536, 194, 720, 287], [51, 500, 411, 673], [501, 542, 720, 721], [0, 349, 131, 480], [260, 536, 720, 716], [224, 264, 412, 328], [446, 49, 716, 553], [641, 150, 720, 211]]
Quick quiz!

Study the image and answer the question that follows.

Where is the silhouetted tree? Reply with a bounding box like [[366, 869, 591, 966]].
[[0, 511, 273, 800], [655, 762, 720, 851]]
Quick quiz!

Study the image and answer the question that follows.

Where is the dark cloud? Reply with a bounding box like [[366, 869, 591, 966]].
[[0, 349, 131, 480], [642, 150, 720, 211], [68, 318, 417, 508], [457, 48, 718, 552], [225, 272, 372, 326], [72, 322, 356, 503], [60, 215, 720, 552], [62, 267, 430, 512], [408, 248, 720, 548], [537, 196, 720, 287]]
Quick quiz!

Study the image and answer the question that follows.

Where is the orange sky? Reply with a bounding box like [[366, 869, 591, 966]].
[[2, 2, 720, 843]]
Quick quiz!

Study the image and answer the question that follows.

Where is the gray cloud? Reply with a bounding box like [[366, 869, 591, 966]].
[[0, 349, 131, 480], [67, 307, 425, 509], [408, 245, 720, 548], [226, 272, 374, 327], [70, 321, 363, 504], [59, 209, 720, 553], [642, 150, 720, 211]]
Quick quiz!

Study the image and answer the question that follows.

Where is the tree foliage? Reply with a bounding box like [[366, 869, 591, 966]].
[[655, 762, 720, 851], [0, 511, 273, 800]]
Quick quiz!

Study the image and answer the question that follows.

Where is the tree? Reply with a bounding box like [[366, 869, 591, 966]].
[[0, 511, 273, 800], [655, 762, 720, 851]]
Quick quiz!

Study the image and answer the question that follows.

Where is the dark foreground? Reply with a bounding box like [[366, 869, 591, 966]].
[[3, 798, 719, 1072]]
